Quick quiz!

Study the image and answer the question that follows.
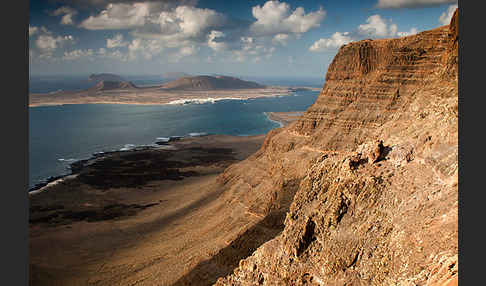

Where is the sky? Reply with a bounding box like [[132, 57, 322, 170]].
[[29, 0, 458, 78]]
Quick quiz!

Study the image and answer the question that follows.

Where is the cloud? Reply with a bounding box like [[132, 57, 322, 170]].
[[230, 36, 276, 62], [250, 1, 326, 36], [272, 33, 289, 46], [79, 2, 154, 30], [97, 48, 129, 61], [63, 49, 94, 60], [127, 38, 163, 60], [35, 34, 74, 52], [170, 45, 198, 62], [106, 34, 128, 48], [30, 27, 76, 61], [50, 6, 78, 25], [73, 1, 326, 63], [49, 0, 198, 9], [439, 4, 458, 25], [358, 14, 397, 37], [397, 27, 418, 37], [29, 26, 38, 37], [309, 32, 353, 52], [308, 15, 420, 53], [207, 30, 227, 51], [376, 0, 457, 9], [165, 6, 225, 37]]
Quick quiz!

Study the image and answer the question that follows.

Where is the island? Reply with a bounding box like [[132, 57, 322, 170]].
[[29, 75, 320, 107]]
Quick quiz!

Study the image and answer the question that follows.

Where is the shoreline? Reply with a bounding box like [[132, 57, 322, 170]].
[[28, 133, 266, 194], [264, 111, 305, 127], [263, 112, 284, 128], [29, 111, 308, 191]]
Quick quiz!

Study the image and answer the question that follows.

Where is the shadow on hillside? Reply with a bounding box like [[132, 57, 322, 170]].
[[172, 178, 301, 286]]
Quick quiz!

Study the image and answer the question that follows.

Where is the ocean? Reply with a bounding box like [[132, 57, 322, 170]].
[[29, 81, 320, 189]]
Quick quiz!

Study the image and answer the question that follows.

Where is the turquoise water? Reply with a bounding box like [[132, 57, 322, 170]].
[[29, 90, 319, 188]]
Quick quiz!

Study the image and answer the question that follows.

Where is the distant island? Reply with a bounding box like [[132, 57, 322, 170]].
[[88, 73, 126, 83], [160, 75, 265, 91], [29, 74, 319, 107], [161, 72, 191, 81]]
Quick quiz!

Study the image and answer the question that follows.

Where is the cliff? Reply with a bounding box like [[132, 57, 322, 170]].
[[213, 9, 458, 286]]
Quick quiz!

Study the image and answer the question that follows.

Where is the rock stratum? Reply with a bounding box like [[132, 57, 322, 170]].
[[213, 9, 458, 286]]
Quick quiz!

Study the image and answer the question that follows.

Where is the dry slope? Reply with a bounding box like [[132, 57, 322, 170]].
[[215, 9, 458, 286]]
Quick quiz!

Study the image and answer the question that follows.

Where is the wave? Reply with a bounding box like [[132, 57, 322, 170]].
[[167, 97, 246, 105], [119, 144, 136, 151], [58, 158, 77, 162], [263, 112, 284, 128], [188, 132, 208, 137]]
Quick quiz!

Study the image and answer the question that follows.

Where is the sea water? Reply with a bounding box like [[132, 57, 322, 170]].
[[29, 90, 319, 188]]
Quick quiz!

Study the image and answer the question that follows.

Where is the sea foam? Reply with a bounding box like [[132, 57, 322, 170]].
[[167, 97, 246, 105]]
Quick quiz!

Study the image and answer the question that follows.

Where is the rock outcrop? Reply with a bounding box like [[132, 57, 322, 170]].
[[214, 9, 458, 286]]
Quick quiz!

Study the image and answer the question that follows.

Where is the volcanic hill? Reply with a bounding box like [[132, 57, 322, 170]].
[[199, 9, 458, 286], [160, 75, 265, 91], [88, 73, 126, 83], [90, 80, 138, 91]]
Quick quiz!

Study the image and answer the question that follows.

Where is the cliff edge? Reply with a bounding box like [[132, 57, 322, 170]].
[[214, 9, 458, 286]]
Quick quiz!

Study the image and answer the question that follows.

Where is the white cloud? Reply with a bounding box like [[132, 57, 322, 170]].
[[230, 36, 275, 62], [250, 1, 326, 36], [29, 26, 38, 37], [309, 32, 353, 52], [51, 6, 78, 25], [397, 27, 418, 37], [63, 49, 94, 60], [358, 15, 422, 39], [98, 48, 129, 61], [127, 38, 163, 60], [79, 2, 153, 30], [358, 15, 396, 37], [272, 33, 289, 46], [207, 30, 227, 51], [439, 4, 458, 25], [35, 34, 74, 52], [106, 34, 127, 48], [133, 5, 226, 50], [376, 0, 457, 9], [168, 6, 225, 37]]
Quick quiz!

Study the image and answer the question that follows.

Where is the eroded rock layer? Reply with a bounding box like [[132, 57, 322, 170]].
[[215, 9, 458, 286]]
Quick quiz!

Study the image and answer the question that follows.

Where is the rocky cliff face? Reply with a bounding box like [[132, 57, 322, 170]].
[[215, 9, 458, 286]]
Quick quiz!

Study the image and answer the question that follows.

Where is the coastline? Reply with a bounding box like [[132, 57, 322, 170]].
[[264, 111, 304, 127]]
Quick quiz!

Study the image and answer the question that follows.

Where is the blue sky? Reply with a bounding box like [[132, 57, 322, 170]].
[[29, 0, 458, 78]]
